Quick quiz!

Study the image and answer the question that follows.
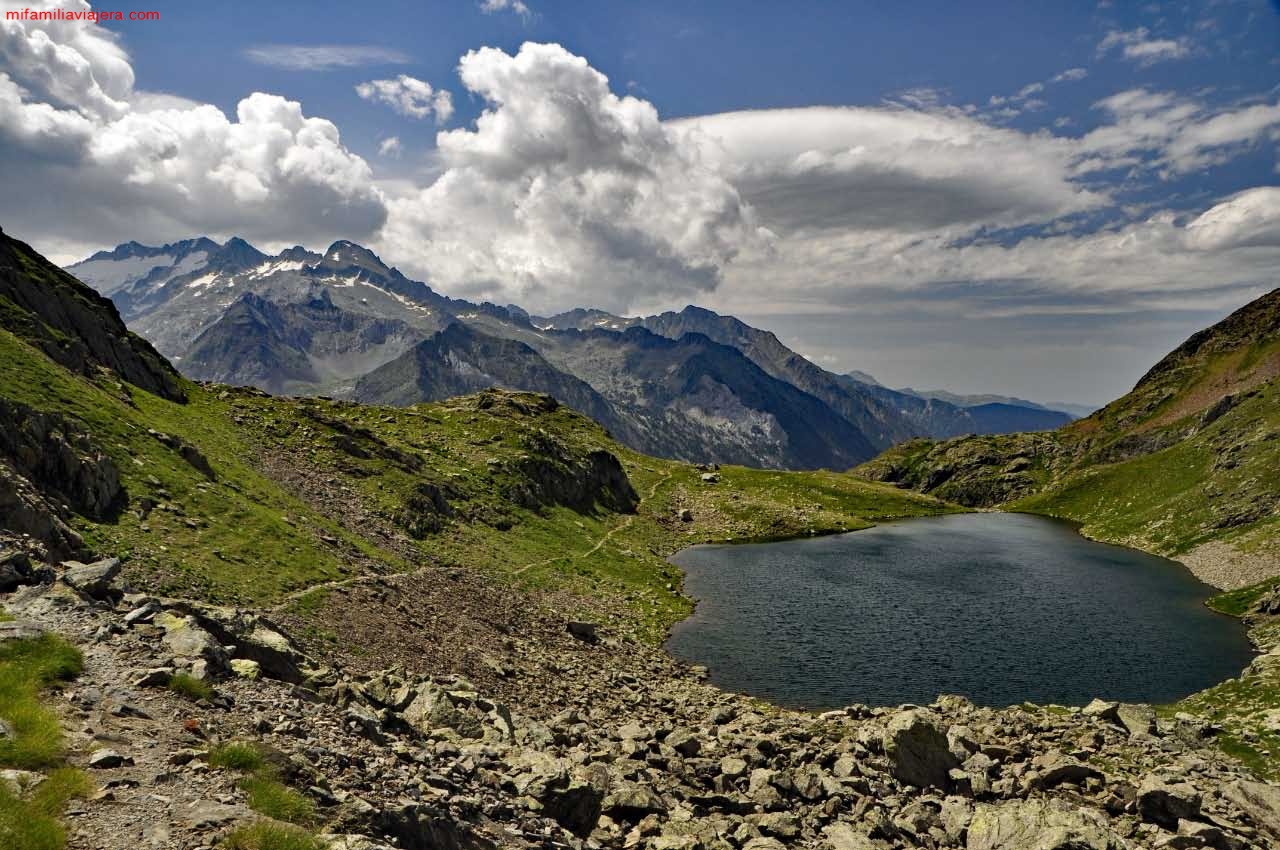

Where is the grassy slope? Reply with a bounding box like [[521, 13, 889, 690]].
[[0, 327, 949, 643], [855, 302, 1280, 776]]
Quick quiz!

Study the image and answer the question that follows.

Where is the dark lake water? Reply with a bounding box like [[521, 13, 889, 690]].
[[666, 513, 1254, 709]]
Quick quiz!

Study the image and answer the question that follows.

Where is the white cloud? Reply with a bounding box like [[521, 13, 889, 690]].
[[1080, 88, 1280, 175], [356, 75, 453, 122], [378, 136, 403, 157], [479, 0, 531, 18], [674, 106, 1103, 235], [378, 42, 761, 313], [1185, 187, 1280, 251], [1050, 67, 1088, 83], [1097, 28, 1193, 65], [0, 2, 386, 252], [243, 44, 410, 71]]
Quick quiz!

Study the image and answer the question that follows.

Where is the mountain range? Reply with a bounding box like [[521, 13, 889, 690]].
[[67, 237, 1076, 469]]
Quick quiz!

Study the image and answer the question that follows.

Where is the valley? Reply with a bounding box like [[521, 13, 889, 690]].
[[2, 219, 1280, 850]]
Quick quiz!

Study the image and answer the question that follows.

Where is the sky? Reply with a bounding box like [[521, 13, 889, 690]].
[[1, 1, 1279, 404]]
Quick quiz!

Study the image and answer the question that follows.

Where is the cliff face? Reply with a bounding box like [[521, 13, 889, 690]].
[[0, 227, 185, 402]]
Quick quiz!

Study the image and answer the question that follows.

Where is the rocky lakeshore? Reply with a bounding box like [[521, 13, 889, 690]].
[[4, 549, 1280, 850]]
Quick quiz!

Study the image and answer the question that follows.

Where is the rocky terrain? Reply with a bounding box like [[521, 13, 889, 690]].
[[5, 551, 1280, 850]]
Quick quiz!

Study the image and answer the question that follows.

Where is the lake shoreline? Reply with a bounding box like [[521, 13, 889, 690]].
[[663, 511, 1260, 712]]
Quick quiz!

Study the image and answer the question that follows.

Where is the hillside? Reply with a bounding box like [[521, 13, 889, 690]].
[[858, 287, 1280, 590], [4, 232, 1279, 849]]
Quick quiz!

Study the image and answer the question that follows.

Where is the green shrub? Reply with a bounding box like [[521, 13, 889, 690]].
[[221, 821, 325, 850], [167, 673, 214, 702], [207, 741, 267, 773], [240, 777, 316, 825]]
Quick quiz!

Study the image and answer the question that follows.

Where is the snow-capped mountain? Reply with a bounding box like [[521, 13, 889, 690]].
[[65, 237, 1070, 468]]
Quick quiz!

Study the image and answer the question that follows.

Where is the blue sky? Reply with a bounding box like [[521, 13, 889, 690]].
[[3, 0, 1279, 402]]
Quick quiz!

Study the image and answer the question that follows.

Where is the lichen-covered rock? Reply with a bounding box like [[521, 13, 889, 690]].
[[966, 799, 1125, 850], [61, 556, 121, 599], [883, 708, 959, 789], [1136, 775, 1201, 829]]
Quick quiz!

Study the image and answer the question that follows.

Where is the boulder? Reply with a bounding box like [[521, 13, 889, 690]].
[[967, 799, 1124, 850], [1220, 780, 1280, 839], [1081, 699, 1120, 724], [155, 612, 230, 675], [540, 768, 608, 838], [61, 557, 121, 599], [566, 621, 598, 643], [401, 683, 485, 739], [1116, 703, 1157, 738], [883, 708, 959, 788], [1030, 752, 1104, 789], [602, 783, 667, 822], [1137, 775, 1201, 829], [0, 550, 36, 592], [665, 727, 702, 757]]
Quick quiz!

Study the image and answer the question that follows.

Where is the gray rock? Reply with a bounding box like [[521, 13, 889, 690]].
[[883, 708, 959, 788], [155, 612, 230, 675], [61, 557, 121, 599], [0, 619, 46, 642], [822, 822, 877, 850], [123, 601, 160, 625], [665, 726, 701, 757], [1137, 775, 1202, 829], [967, 799, 1124, 850], [88, 749, 132, 769], [567, 621, 598, 642], [182, 799, 247, 830], [602, 783, 667, 821], [401, 683, 484, 739], [1220, 780, 1280, 839], [133, 667, 174, 688], [1117, 703, 1157, 738], [0, 550, 36, 592], [1031, 752, 1104, 789], [541, 769, 608, 838], [1082, 699, 1120, 723]]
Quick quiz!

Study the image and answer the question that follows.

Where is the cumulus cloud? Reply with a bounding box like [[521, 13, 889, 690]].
[[1097, 28, 1193, 65], [378, 136, 403, 157], [243, 44, 410, 71], [356, 75, 453, 122], [0, 1, 386, 251], [1185, 187, 1280, 251], [378, 42, 761, 313]]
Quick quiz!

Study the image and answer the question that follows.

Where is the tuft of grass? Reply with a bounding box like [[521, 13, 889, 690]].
[[0, 627, 90, 850], [0, 635, 84, 770], [208, 741, 268, 773], [221, 821, 325, 850], [207, 741, 316, 825], [167, 673, 214, 702], [239, 777, 316, 826]]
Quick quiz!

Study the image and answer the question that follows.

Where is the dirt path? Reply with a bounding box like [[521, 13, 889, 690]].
[[512, 466, 673, 577]]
